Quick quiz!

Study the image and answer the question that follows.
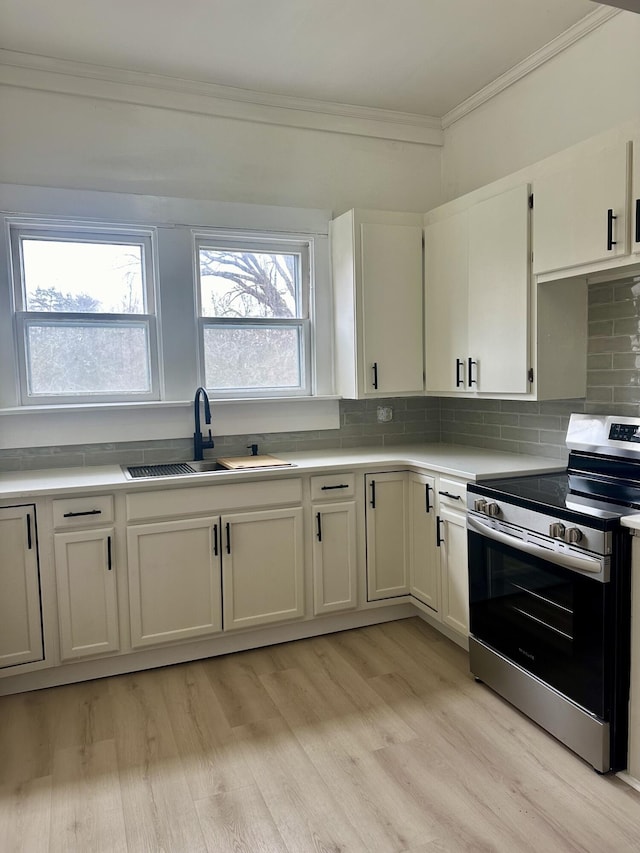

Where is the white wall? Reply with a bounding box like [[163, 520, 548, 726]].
[[0, 85, 443, 214], [442, 11, 640, 200]]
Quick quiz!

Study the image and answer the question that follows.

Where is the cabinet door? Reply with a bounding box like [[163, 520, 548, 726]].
[[365, 472, 409, 601], [54, 528, 119, 660], [361, 223, 424, 395], [438, 506, 469, 637], [408, 473, 438, 612], [533, 141, 630, 274], [312, 501, 357, 615], [0, 506, 43, 669], [127, 518, 222, 648], [468, 185, 530, 394], [424, 211, 469, 392], [222, 507, 304, 630]]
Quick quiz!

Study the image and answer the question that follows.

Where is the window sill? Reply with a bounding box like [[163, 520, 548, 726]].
[[0, 397, 341, 450]]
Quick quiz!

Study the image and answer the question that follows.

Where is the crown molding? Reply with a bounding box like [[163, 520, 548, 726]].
[[441, 6, 621, 129], [0, 49, 443, 147]]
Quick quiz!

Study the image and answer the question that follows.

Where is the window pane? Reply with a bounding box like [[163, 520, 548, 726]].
[[203, 326, 301, 390], [199, 250, 300, 319], [26, 323, 151, 396], [22, 240, 146, 314]]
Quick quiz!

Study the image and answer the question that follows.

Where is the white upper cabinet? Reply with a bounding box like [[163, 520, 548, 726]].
[[331, 209, 424, 399], [533, 140, 630, 275], [467, 185, 530, 394], [424, 210, 468, 394], [425, 185, 530, 395]]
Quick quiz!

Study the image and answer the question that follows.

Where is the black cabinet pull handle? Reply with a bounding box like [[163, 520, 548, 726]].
[[63, 509, 102, 518], [107, 535, 112, 571], [425, 484, 432, 513], [436, 515, 444, 547], [316, 512, 322, 542], [213, 523, 218, 557], [607, 208, 617, 251], [439, 490, 462, 501], [468, 357, 477, 386], [321, 484, 349, 490], [455, 358, 464, 388], [26, 513, 32, 550], [635, 199, 640, 244], [372, 362, 378, 390], [225, 523, 231, 554], [370, 480, 376, 509]]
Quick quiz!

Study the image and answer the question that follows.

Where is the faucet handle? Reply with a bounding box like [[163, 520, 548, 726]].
[[206, 429, 215, 449]]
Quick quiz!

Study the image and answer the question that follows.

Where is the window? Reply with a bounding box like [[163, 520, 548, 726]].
[[10, 224, 159, 404], [195, 234, 311, 396]]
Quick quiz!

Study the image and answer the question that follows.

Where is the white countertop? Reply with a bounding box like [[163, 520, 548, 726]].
[[621, 515, 640, 532], [0, 443, 564, 501]]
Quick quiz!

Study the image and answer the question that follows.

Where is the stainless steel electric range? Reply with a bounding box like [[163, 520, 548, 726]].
[[467, 413, 639, 773]]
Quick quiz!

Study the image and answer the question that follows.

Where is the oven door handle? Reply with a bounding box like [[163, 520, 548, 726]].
[[467, 516, 604, 577]]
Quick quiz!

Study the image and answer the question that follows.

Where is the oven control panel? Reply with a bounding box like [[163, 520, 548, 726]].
[[609, 422, 640, 442]]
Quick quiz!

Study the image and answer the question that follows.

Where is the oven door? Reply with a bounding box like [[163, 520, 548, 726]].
[[468, 523, 610, 719]]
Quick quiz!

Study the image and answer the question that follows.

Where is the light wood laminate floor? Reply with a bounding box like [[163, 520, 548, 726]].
[[1, 617, 639, 852]]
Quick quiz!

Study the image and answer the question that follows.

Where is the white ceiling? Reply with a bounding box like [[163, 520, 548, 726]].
[[0, 0, 606, 117]]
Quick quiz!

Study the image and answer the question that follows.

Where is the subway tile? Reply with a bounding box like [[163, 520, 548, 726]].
[[589, 369, 640, 387], [613, 387, 640, 404], [501, 427, 540, 443], [21, 453, 85, 471], [585, 402, 640, 417], [500, 401, 541, 414], [85, 450, 145, 467], [588, 285, 614, 305], [588, 320, 615, 337], [340, 435, 384, 448], [362, 421, 406, 435], [588, 335, 634, 354], [482, 412, 519, 426], [589, 301, 639, 322], [0, 458, 23, 473], [517, 414, 562, 430], [612, 353, 640, 370], [539, 400, 585, 416], [586, 386, 613, 403], [613, 317, 640, 336], [517, 442, 564, 459], [538, 429, 567, 446], [343, 411, 367, 425], [587, 353, 613, 370]]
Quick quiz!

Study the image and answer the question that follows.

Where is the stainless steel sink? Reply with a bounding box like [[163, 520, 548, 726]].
[[123, 461, 229, 479]]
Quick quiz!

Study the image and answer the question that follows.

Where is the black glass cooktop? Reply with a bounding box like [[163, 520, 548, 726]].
[[469, 471, 633, 524]]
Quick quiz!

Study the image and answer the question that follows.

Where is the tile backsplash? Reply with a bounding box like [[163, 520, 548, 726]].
[[2, 274, 639, 473]]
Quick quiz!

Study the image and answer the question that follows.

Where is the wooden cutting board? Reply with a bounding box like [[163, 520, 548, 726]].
[[216, 455, 293, 470]]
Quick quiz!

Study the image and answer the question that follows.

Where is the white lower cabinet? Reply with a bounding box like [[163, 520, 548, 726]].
[[437, 504, 469, 637], [54, 528, 119, 660], [408, 472, 439, 612], [221, 507, 304, 630], [0, 505, 43, 669], [312, 501, 358, 614], [127, 517, 222, 648], [365, 472, 409, 600]]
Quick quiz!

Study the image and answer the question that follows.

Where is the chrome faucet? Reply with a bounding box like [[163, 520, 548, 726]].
[[193, 386, 215, 460]]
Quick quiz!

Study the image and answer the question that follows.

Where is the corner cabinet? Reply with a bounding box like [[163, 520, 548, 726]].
[[0, 505, 43, 669], [331, 209, 424, 399], [425, 184, 530, 395], [424, 183, 587, 401]]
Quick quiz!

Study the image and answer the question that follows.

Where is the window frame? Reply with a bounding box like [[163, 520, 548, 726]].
[[194, 231, 313, 398], [9, 221, 161, 406]]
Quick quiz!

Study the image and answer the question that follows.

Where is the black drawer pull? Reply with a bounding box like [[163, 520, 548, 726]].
[[370, 480, 376, 509], [436, 515, 444, 547], [439, 491, 462, 501], [321, 484, 349, 490], [107, 536, 112, 571], [26, 513, 32, 550], [226, 522, 231, 555], [425, 484, 432, 513], [316, 512, 322, 542], [372, 362, 379, 390], [455, 358, 464, 388], [213, 523, 218, 557], [63, 509, 102, 518]]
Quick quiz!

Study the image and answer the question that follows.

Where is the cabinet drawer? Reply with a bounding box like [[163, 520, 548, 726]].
[[53, 495, 114, 528], [310, 473, 355, 501], [126, 477, 302, 522], [437, 478, 466, 508]]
